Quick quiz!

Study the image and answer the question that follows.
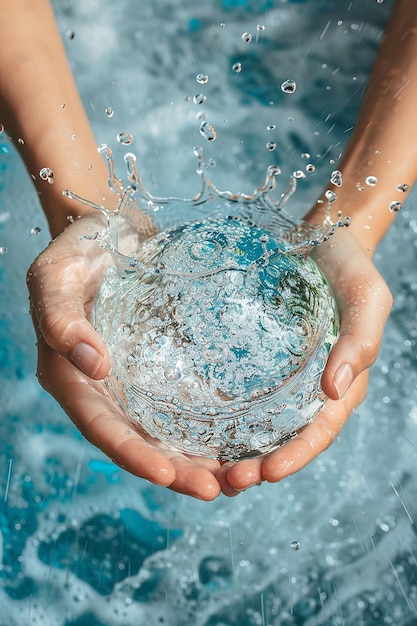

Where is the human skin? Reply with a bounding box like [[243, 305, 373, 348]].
[[0, 0, 414, 498]]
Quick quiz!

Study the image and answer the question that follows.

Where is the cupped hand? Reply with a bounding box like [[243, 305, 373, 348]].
[[27, 214, 222, 500], [216, 227, 393, 496]]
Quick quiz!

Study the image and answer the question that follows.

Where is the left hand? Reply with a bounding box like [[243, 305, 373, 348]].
[[27, 214, 222, 500], [216, 227, 393, 495]]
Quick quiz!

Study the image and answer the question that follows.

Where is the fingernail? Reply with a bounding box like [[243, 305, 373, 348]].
[[333, 363, 354, 399], [70, 342, 103, 378]]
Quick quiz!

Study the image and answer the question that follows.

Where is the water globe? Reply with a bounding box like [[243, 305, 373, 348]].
[[75, 147, 347, 460]]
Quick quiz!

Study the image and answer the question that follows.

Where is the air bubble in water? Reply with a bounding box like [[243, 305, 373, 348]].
[[193, 93, 206, 105], [0, 246, 7, 255], [267, 124, 276, 131], [105, 107, 114, 118], [257, 24, 266, 31], [232, 62, 242, 73], [117, 132, 134, 146], [199, 121, 217, 142], [39, 167, 55, 184], [31, 226, 41, 235], [17, 138, 25, 145], [281, 80, 297, 94], [301, 152, 310, 159], [290, 540, 301, 551], [396, 183, 409, 192], [266, 141, 276, 151], [306, 163, 316, 173], [67, 30, 75, 40], [242, 32, 252, 43], [196, 73, 208, 84], [365, 175, 377, 187], [0, 124, 4, 134], [376, 0, 384, 3], [330, 170, 342, 187], [389, 200, 402, 213]]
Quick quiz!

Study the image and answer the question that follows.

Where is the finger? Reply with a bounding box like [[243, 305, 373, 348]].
[[312, 234, 392, 400], [216, 459, 260, 496], [324, 274, 392, 400], [27, 238, 111, 380], [161, 452, 221, 500]]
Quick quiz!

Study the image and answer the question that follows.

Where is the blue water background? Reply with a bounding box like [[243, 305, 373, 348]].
[[1, 0, 417, 624]]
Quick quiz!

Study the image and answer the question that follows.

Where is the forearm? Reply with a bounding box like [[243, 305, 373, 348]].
[[0, 0, 110, 237], [307, 0, 417, 255]]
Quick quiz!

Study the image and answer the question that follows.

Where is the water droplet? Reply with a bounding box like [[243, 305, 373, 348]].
[[306, 163, 316, 173], [31, 226, 41, 235], [365, 175, 377, 187], [39, 167, 55, 184], [389, 200, 402, 213], [66, 30, 75, 40], [0, 124, 4, 134], [330, 170, 342, 187], [17, 137, 25, 145], [232, 62, 242, 73], [72, 134, 77, 140], [293, 170, 306, 179], [396, 183, 409, 192], [290, 540, 301, 551], [267, 124, 276, 131], [116, 132, 134, 145], [325, 189, 337, 202], [60, 103, 65, 108], [193, 93, 206, 105], [266, 141, 276, 151], [199, 121, 217, 142], [242, 32, 252, 43], [281, 79, 296, 94], [0, 246, 7, 255], [105, 107, 114, 118], [196, 73, 208, 85], [301, 152, 310, 159], [193, 146, 204, 159]]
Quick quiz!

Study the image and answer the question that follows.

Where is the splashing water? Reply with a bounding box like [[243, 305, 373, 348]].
[[65, 145, 349, 460]]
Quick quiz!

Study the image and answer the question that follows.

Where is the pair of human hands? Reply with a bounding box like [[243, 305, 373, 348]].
[[27, 212, 392, 500]]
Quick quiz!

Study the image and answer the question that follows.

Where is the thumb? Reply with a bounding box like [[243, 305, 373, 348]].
[[27, 251, 111, 380], [321, 264, 393, 401]]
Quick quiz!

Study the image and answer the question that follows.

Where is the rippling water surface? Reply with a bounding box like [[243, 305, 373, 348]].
[[2, 1, 417, 624]]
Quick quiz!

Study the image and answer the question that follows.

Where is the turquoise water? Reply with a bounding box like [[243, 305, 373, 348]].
[[2, 0, 417, 624]]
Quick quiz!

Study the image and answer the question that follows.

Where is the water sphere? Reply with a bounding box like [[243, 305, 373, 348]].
[[75, 148, 346, 460]]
